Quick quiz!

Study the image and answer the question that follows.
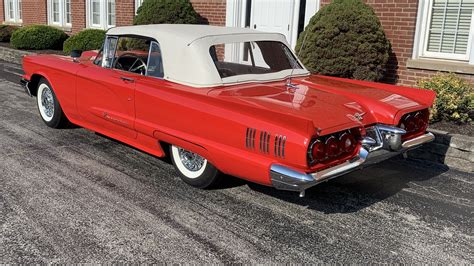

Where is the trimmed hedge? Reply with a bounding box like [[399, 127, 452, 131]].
[[63, 29, 106, 54], [11, 25, 68, 50], [296, 0, 390, 81], [418, 73, 473, 124], [134, 0, 200, 25], [0, 25, 19, 42]]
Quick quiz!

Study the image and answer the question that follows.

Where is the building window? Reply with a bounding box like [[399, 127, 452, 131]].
[[4, 0, 22, 24], [135, 0, 144, 13], [47, 0, 72, 28], [415, 0, 474, 63], [87, 0, 116, 29]]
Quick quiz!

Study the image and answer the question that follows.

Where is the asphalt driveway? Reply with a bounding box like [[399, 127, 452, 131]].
[[0, 74, 473, 263]]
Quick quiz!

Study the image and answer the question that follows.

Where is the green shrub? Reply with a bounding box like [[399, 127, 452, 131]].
[[134, 0, 200, 25], [10, 25, 68, 50], [296, 0, 390, 81], [63, 29, 106, 54], [418, 73, 473, 124], [0, 25, 19, 42]]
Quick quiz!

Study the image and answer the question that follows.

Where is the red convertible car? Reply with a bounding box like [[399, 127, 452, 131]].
[[21, 24, 435, 197]]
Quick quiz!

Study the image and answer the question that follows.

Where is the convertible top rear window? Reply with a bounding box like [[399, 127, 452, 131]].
[[210, 41, 302, 79]]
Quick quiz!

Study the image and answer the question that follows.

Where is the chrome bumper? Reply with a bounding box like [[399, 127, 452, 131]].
[[20, 78, 32, 97], [270, 126, 434, 197]]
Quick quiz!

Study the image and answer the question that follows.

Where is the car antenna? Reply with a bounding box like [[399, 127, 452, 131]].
[[287, 30, 309, 89]]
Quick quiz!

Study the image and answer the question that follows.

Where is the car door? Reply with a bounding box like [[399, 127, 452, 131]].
[[75, 36, 151, 140]]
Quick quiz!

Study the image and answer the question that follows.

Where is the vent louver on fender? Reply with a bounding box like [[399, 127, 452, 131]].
[[246, 128, 256, 149], [246, 128, 286, 158], [259, 131, 271, 154], [274, 135, 287, 158]]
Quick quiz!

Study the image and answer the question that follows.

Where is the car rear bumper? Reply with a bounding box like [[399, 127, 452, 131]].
[[270, 126, 434, 196]]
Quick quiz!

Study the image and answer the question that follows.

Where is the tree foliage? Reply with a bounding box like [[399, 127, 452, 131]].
[[296, 0, 391, 81], [63, 29, 106, 54], [134, 0, 200, 25], [11, 25, 68, 50]]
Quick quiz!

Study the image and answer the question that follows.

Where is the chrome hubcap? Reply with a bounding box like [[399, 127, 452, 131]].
[[178, 148, 205, 172], [41, 87, 54, 118]]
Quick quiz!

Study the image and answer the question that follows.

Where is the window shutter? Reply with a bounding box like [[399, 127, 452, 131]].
[[427, 0, 474, 56]]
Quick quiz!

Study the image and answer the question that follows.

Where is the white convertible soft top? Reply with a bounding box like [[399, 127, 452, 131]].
[[107, 24, 309, 87]]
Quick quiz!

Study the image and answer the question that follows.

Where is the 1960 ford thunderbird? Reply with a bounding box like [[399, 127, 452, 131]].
[[21, 24, 435, 197]]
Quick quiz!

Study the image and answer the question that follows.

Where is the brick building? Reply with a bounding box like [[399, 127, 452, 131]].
[[1, 0, 473, 86]]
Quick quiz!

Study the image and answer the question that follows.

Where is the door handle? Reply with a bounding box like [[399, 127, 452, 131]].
[[120, 76, 135, 82]]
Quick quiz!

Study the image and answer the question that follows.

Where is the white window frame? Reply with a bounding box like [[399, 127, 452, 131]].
[[4, 0, 22, 24], [413, 0, 474, 64], [135, 0, 144, 14], [47, 0, 72, 28], [86, 0, 116, 30]]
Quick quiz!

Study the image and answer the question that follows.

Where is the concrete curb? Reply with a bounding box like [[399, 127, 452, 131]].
[[0, 45, 471, 172], [409, 128, 473, 172], [0, 46, 32, 65]]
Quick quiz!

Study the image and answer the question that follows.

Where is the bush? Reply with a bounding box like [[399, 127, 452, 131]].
[[134, 0, 200, 25], [418, 73, 473, 124], [63, 29, 106, 54], [0, 25, 19, 42], [296, 0, 390, 81], [10, 25, 68, 50]]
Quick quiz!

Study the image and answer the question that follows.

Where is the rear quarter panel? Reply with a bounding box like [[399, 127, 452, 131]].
[[134, 77, 316, 185]]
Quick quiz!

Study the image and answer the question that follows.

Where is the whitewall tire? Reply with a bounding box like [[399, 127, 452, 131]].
[[170, 145, 221, 188], [36, 78, 69, 128]]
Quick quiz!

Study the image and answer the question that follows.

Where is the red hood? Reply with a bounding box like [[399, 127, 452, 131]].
[[207, 75, 433, 135]]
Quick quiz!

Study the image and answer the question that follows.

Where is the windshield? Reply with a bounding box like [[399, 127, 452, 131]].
[[210, 41, 303, 79]]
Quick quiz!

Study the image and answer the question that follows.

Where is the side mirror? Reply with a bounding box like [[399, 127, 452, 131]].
[[71, 50, 83, 62]]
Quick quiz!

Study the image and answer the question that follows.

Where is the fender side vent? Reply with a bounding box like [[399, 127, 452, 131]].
[[274, 135, 287, 158], [259, 131, 271, 154], [246, 128, 256, 149]]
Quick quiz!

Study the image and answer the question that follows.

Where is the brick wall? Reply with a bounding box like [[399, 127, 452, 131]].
[[0, 0, 4, 22], [22, 0, 47, 25], [320, 0, 474, 87], [190, 0, 226, 26], [71, 0, 86, 33], [116, 0, 134, 26]]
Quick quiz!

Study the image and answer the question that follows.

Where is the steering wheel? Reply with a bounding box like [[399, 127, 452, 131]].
[[114, 53, 147, 75]]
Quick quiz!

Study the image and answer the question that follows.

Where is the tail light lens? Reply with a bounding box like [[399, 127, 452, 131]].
[[399, 109, 429, 140], [310, 140, 326, 162], [339, 133, 356, 153], [308, 128, 362, 166]]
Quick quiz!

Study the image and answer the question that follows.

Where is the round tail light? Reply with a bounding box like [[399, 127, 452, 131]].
[[340, 133, 356, 153], [414, 112, 427, 131], [325, 136, 340, 158], [404, 115, 416, 132], [310, 140, 326, 163]]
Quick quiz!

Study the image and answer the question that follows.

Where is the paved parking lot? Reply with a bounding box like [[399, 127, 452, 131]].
[[0, 71, 473, 263]]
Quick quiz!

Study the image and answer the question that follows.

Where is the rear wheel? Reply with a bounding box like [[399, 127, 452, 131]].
[[170, 145, 221, 188], [36, 78, 69, 128]]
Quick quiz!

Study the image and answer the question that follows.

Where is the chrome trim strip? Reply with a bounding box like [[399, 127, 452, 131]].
[[376, 124, 407, 135], [402, 132, 435, 149], [270, 147, 368, 192]]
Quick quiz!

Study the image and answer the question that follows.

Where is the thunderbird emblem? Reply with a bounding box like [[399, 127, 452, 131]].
[[354, 112, 365, 121]]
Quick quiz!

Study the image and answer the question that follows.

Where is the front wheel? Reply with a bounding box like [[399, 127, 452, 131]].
[[170, 145, 221, 188], [36, 78, 69, 128]]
